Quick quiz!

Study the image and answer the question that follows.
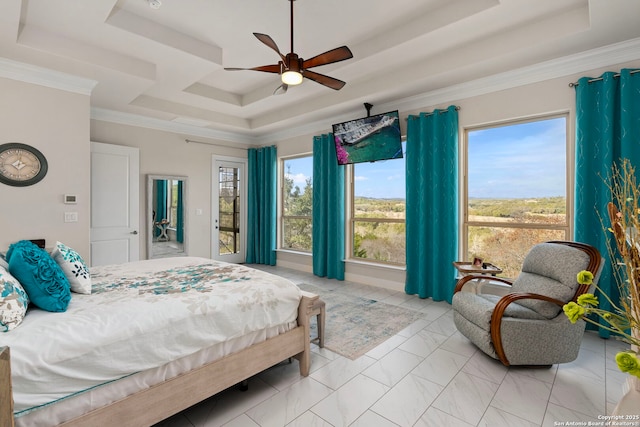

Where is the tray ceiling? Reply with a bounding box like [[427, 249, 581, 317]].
[[1, 0, 639, 144]]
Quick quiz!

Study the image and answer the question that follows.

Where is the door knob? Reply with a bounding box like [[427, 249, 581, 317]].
[[130, 230, 138, 235]]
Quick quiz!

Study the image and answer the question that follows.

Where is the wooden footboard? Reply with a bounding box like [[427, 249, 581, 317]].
[[0, 347, 14, 427], [0, 293, 318, 427]]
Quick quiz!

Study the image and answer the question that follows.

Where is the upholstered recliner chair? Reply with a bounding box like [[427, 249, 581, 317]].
[[452, 241, 602, 366]]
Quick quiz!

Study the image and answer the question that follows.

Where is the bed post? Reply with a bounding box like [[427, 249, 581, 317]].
[[296, 292, 318, 376], [0, 347, 14, 427]]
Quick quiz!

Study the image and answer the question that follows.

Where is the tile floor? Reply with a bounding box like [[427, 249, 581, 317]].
[[151, 240, 186, 258], [154, 265, 631, 427]]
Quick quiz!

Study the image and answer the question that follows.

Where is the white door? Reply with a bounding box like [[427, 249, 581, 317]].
[[90, 142, 140, 266], [212, 156, 246, 263]]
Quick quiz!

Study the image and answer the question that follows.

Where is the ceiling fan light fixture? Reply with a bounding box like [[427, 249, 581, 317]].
[[281, 70, 303, 85], [224, 0, 352, 91]]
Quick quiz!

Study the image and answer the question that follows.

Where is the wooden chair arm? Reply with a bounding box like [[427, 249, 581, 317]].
[[490, 293, 566, 366], [453, 275, 514, 294]]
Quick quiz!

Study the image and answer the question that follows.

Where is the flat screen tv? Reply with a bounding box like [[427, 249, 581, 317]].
[[332, 110, 402, 165]]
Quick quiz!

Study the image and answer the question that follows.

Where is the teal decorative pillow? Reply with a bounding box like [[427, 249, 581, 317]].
[[51, 241, 91, 294], [6, 240, 71, 312], [0, 266, 29, 331]]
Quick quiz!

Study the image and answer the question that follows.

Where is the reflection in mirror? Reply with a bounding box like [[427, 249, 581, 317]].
[[147, 175, 187, 259]]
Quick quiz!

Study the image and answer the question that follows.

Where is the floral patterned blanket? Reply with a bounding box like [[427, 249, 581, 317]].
[[2, 257, 301, 414]]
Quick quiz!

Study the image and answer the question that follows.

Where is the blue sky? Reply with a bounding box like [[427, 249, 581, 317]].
[[468, 117, 566, 199], [352, 153, 406, 199], [285, 148, 406, 199], [284, 156, 314, 191], [285, 117, 566, 200]]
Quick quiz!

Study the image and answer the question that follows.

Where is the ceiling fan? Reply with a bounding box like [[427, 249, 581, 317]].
[[224, 0, 353, 91]]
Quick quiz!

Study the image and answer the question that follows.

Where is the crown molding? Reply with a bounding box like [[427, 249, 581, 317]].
[[260, 37, 640, 143], [392, 37, 640, 114], [0, 57, 97, 95], [73, 36, 640, 144], [91, 107, 260, 146]]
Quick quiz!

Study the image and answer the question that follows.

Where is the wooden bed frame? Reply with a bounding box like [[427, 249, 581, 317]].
[[0, 293, 318, 427]]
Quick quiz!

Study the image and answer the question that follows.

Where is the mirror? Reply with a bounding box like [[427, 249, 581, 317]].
[[147, 175, 188, 259]]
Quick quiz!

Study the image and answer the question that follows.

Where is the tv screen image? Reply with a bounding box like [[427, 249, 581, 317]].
[[332, 110, 403, 165]]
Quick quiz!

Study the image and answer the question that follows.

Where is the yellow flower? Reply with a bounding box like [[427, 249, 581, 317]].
[[563, 302, 585, 324], [576, 270, 594, 285], [577, 293, 599, 307], [615, 351, 640, 378]]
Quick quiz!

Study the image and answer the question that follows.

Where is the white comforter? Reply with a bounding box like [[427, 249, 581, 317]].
[[1, 257, 301, 414]]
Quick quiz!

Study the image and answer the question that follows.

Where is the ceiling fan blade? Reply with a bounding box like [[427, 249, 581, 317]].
[[253, 33, 287, 63], [303, 46, 353, 69], [303, 70, 346, 90], [224, 64, 281, 74]]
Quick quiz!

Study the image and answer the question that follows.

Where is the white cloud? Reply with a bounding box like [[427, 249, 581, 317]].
[[285, 172, 308, 185], [354, 176, 369, 181]]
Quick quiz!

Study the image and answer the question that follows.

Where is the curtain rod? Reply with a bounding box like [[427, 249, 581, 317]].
[[185, 138, 248, 149], [406, 106, 460, 120], [568, 69, 640, 87]]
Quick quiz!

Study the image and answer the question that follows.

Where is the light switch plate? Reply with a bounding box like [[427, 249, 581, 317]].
[[64, 212, 78, 223]]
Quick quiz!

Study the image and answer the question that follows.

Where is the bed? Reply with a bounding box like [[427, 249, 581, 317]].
[[0, 255, 316, 427]]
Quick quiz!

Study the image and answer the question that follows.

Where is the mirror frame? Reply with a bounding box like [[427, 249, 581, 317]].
[[147, 174, 188, 259]]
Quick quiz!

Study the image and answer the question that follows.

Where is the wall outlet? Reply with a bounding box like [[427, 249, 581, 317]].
[[64, 212, 78, 223]]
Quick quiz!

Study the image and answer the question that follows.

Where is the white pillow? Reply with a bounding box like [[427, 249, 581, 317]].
[[51, 241, 92, 294], [0, 265, 29, 332]]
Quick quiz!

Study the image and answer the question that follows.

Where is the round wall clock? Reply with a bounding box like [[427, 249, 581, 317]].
[[0, 143, 49, 187]]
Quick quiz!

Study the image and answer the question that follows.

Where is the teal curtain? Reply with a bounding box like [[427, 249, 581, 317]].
[[176, 181, 184, 243], [574, 69, 640, 337], [312, 133, 345, 280], [154, 180, 167, 238], [246, 146, 277, 265], [405, 106, 459, 302]]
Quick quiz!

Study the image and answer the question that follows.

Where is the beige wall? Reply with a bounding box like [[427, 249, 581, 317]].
[[90, 121, 249, 259], [0, 77, 90, 259]]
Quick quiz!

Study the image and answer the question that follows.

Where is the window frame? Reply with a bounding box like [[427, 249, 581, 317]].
[[346, 139, 407, 266], [462, 113, 572, 273], [279, 154, 314, 253]]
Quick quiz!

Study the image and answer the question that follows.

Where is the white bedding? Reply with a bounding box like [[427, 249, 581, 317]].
[[0, 257, 301, 417]]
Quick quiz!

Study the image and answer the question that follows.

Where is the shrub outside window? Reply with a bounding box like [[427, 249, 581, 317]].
[[350, 141, 406, 264], [281, 156, 313, 252]]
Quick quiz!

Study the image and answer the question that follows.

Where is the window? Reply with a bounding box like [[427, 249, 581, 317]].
[[281, 156, 313, 252], [350, 141, 406, 264], [218, 167, 240, 255], [465, 116, 569, 278]]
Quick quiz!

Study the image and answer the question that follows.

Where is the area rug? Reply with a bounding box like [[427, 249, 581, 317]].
[[298, 283, 424, 360]]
